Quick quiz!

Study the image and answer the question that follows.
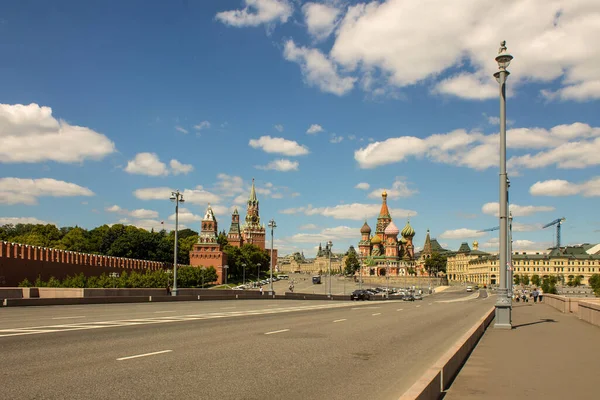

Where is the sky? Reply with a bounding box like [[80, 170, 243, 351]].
[[1, 0, 599, 257]]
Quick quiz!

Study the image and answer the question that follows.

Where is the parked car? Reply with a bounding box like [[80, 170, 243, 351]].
[[403, 294, 415, 301], [350, 290, 371, 301], [413, 293, 423, 300], [466, 286, 473, 292]]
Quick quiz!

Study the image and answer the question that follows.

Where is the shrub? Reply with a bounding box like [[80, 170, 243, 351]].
[[18, 278, 32, 287]]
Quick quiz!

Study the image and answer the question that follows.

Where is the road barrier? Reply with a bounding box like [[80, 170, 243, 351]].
[[398, 306, 495, 400]]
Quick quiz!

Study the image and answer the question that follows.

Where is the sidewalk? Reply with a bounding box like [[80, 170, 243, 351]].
[[444, 301, 600, 400]]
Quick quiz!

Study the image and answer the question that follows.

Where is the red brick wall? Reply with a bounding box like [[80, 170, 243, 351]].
[[0, 241, 168, 287], [189, 244, 227, 284]]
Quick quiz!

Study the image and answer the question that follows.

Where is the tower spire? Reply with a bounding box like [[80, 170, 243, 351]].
[[248, 178, 258, 204]]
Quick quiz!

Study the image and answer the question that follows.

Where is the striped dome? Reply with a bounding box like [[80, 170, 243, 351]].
[[384, 221, 399, 236], [401, 220, 415, 237]]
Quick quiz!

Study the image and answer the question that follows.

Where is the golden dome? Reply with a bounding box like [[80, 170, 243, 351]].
[[370, 235, 382, 244], [382, 190, 387, 197]]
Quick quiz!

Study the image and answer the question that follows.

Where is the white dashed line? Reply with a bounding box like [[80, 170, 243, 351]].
[[265, 329, 290, 335], [416, 305, 421, 308], [396, 309, 403, 311], [372, 313, 381, 316], [333, 319, 347, 323], [117, 350, 172, 361], [154, 311, 176, 314], [51, 316, 86, 320]]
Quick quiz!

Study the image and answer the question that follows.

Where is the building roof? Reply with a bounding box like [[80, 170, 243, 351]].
[[384, 221, 399, 236], [377, 191, 390, 219], [248, 178, 258, 204], [360, 221, 372, 234], [401, 220, 415, 237]]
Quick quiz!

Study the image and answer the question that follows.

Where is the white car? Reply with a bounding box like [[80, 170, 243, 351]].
[[466, 286, 473, 292]]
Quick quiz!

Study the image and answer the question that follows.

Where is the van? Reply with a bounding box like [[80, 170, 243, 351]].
[[466, 286, 473, 292]]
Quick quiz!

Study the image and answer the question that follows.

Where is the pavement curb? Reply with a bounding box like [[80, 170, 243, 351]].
[[398, 306, 495, 400]]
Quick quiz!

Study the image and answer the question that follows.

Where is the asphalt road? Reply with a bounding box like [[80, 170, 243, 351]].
[[1, 289, 492, 400]]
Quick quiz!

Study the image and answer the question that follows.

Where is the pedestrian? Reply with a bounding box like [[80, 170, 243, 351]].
[[166, 284, 171, 296], [533, 288, 539, 303], [539, 287, 544, 302], [260, 286, 264, 295]]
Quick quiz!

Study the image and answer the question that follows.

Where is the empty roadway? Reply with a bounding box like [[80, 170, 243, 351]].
[[1, 288, 492, 400]]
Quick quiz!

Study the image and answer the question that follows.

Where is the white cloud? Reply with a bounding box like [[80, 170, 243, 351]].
[[0, 178, 94, 205], [194, 121, 211, 131], [117, 218, 182, 232], [133, 186, 221, 205], [214, 173, 245, 196], [0, 217, 51, 225], [481, 202, 555, 217], [529, 177, 600, 197], [216, 0, 293, 28], [512, 222, 543, 232], [355, 182, 370, 190], [0, 103, 116, 164], [105, 205, 159, 220], [439, 229, 486, 239], [279, 203, 417, 220], [325, 0, 600, 101], [169, 159, 194, 175], [307, 124, 324, 134], [330, 134, 343, 143], [355, 122, 600, 171], [125, 153, 193, 176], [302, 2, 341, 40], [299, 223, 318, 230], [274, 124, 284, 132], [249, 135, 309, 156], [175, 126, 188, 134], [125, 153, 168, 176], [283, 40, 356, 96], [368, 177, 418, 199], [168, 207, 202, 223], [255, 159, 299, 171], [286, 225, 359, 243]]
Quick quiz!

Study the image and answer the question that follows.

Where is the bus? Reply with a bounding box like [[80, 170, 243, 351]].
[[312, 275, 322, 284]]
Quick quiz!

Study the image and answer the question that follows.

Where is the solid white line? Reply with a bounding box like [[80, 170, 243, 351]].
[[117, 350, 172, 361], [396, 309, 403, 311], [154, 311, 176, 314], [264, 329, 289, 335], [416, 305, 421, 308], [52, 316, 86, 320], [372, 313, 381, 316], [333, 319, 347, 323]]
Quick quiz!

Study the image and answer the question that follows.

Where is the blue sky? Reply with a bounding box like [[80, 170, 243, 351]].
[[1, 0, 599, 257]]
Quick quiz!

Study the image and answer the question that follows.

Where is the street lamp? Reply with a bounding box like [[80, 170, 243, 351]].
[[327, 240, 332, 297], [493, 41, 513, 329], [508, 212, 513, 298], [386, 261, 390, 299], [169, 190, 185, 296], [242, 263, 246, 287], [223, 265, 229, 286], [268, 219, 277, 295], [257, 263, 261, 286]]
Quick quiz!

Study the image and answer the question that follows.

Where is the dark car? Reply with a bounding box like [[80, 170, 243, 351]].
[[350, 290, 371, 301], [403, 294, 415, 301]]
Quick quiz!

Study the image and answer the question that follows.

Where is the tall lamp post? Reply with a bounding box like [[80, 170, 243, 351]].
[[327, 241, 333, 297], [508, 212, 513, 298], [268, 219, 277, 295], [170, 190, 185, 296], [257, 263, 261, 286], [223, 265, 229, 286], [242, 263, 246, 287], [493, 41, 513, 329]]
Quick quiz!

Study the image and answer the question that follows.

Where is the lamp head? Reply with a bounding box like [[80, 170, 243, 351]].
[[179, 197, 185, 203], [170, 196, 176, 202], [495, 41, 513, 70], [327, 240, 333, 247]]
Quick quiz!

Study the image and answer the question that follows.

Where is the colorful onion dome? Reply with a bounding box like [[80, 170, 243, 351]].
[[384, 221, 399, 236], [370, 235, 382, 244], [400, 236, 407, 243], [401, 220, 415, 237], [360, 221, 372, 234]]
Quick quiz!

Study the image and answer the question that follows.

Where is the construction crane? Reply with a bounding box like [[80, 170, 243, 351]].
[[477, 226, 499, 233], [543, 217, 566, 248]]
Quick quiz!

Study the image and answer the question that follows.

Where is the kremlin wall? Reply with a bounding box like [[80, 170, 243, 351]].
[[0, 241, 166, 287]]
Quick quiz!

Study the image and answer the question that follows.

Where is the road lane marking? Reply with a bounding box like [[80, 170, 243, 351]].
[[372, 313, 381, 316], [117, 350, 172, 361], [220, 307, 236, 310], [396, 309, 403, 311], [416, 305, 421, 308], [154, 311, 176, 314], [51, 316, 86, 320], [265, 329, 289, 335], [333, 319, 347, 323]]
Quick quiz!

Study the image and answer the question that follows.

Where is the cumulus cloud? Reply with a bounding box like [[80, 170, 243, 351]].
[[249, 135, 309, 156], [105, 205, 159, 220], [355, 122, 600, 171], [481, 202, 555, 217], [355, 182, 370, 190], [439, 228, 486, 239], [368, 177, 418, 199], [329, 134, 343, 143], [307, 124, 324, 134], [529, 177, 600, 197], [283, 40, 356, 96], [286, 225, 359, 243], [216, 0, 293, 27], [0, 178, 94, 205], [0, 217, 51, 225], [214, 173, 245, 196], [168, 207, 203, 223], [299, 223, 318, 230], [134, 186, 221, 205], [255, 159, 299, 171], [124, 153, 193, 176], [302, 2, 342, 40], [279, 203, 417, 220], [116, 218, 182, 232], [0, 103, 116, 164]]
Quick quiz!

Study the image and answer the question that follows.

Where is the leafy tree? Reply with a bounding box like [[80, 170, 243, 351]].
[[573, 275, 583, 287], [567, 275, 575, 287], [541, 275, 558, 295], [344, 251, 360, 275], [521, 275, 530, 285], [531, 274, 541, 286], [407, 267, 417, 276], [223, 244, 270, 281], [424, 252, 447, 276], [589, 274, 600, 297], [58, 227, 90, 252], [513, 274, 521, 285], [217, 230, 228, 247]]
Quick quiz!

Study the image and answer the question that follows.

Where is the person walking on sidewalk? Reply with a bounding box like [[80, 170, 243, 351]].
[[533, 288, 539, 303], [539, 287, 544, 302]]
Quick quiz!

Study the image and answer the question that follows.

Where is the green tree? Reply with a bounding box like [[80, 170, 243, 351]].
[[531, 274, 541, 286], [589, 274, 600, 297], [521, 275, 530, 285], [424, 252, 447, 277], [513, 274, 521, 285], [567, 275, 575, 287], [58, 227, 91, 252], [217, 230, 229, 247], [541, 275, 558, 295], [344, 251, 360, 275]]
